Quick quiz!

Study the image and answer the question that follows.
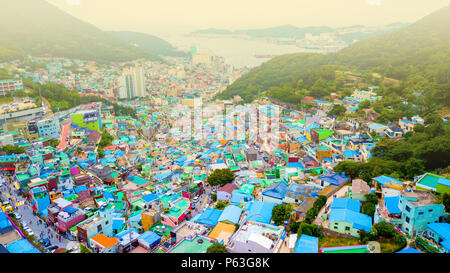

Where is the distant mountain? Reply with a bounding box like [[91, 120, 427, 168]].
[[235, 25, 334, 38], [193, 23, 408, 40], [193, 25, 334, 38], [108, 31, 188, 58], [0, 0, 160, 63], [217, 5, 450, 105], [193, 28, 234, 35]]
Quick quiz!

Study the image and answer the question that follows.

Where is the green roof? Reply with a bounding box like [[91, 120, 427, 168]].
[[129, 175, 148, 185], [65, 194, 79, 202], [239, 183, 255, 195], [165, 198, 189, 218], [416, 173, 449, 190]]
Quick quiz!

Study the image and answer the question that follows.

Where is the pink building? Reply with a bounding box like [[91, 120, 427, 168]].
[[56, 206, 86, 233]]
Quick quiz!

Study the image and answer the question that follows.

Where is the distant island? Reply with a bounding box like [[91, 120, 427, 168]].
[[192, 23, 410, 41]]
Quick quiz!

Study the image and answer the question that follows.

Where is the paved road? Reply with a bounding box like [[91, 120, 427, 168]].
[[0, 175, 78, 252], [57, 123, 71, 151], [191, 186, 212, 217]]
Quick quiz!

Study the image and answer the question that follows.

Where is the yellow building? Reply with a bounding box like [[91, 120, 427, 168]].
[[141, 209, 158, 232]]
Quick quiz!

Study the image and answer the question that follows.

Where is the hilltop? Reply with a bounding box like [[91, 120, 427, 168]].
[[108, 31, 188, 58], [217, 5, 450, 106], [0, 0, 160, 63]]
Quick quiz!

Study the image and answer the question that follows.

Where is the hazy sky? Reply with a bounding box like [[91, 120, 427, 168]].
[[47, 0, 450, 35]]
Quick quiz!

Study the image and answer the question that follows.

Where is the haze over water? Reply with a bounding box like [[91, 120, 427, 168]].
[[162, 34, 304, 68]]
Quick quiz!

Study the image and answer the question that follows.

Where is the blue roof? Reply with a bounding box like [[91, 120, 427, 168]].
[[244, 201, 276, 224], [217, 205, 242, 224], [230, 190, 254, 205], [368, 123, 387, 130], [331, 198, 361, 212], [196, 208, 223, 227], [373, 175, 402, 186], [62, 206, 78, 214], [437, 178, 450, 187], [262, 180, 288, 201], [329, 208, 372, 232], [0, 212, 11, 229], [285, 161, 304, 169], [427, 223, 450, 241], [153, 172, 172, 182], [396, 247, 422, 253], [318, 172, 349, 186], [294, 234, 319, 253], [343, 149, 357, 158], [142, 193, 159, 203], [112, 218, 125, 230], [441, 240, 450, 251], [103, 191, 115, 201], [6, 238, 40, 253], [401, 119, 412, 124], [138, 231, 161, 247], [384, 196, 400, 215], [116, 227, 139, 240]]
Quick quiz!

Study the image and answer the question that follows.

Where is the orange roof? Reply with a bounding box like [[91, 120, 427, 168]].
[[209, 222, 236, 241], [90, 233, 118, 249]]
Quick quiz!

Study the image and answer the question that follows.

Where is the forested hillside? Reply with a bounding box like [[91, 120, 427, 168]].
[[109, 31, 188, 58], [217, 5, 450, 107], [0, 0, 159, 63]]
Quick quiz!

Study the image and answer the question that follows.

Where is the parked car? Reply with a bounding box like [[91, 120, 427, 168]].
[[13, 213, 22, 220], [41, 238, 51, 247], [46, 245, 58, 252], [24, 228, 34, 236], [192, 196, 199, 203]]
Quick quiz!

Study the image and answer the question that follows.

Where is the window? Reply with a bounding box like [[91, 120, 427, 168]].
[[418, 212, 424, 215], [405, 217, 410, 223], [105, 221, 109, 225], [405, 206, 411, 212], [97, 225, 102, 232], [428, 209, 433, 213], [345, 226, 350, 231]]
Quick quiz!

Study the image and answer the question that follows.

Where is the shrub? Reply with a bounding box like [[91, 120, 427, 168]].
[[211, 193, 217, 202], [297, 222, 322, 238]]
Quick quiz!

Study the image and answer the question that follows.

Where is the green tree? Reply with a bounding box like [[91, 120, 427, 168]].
[[271, 203, 293, 226], [206, 243, 229, 253], [215, 201, 228, 210], [441, 193, 450, 213], [0, 145, 26, 155], [364, 194, 379, 205], [327, 104, 347, 117], [49, 139, 60, 148], [297, 222, 322, 238], [362, 202, 376, 217], [358, 100, 371, 109], [334, 161, 360, 180], [80, 244, 92, 253], [210, 193, 217, 202], [206, 168, 235, 187]]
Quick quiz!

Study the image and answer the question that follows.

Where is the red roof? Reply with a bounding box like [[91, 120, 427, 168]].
[[218, 183, 238, 194]]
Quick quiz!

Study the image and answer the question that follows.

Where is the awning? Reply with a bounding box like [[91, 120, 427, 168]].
[[57, 225, 67, 232]]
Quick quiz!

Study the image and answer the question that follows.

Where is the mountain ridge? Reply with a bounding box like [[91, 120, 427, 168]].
[[0, 0, 160, 63], [216, 5, 450, 105]]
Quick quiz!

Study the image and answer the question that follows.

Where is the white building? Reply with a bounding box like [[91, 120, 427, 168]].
[[37, 118, 60, 139], [117, 66, 146, 99]]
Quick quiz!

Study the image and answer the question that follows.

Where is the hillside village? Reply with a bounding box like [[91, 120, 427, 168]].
[[0, 55, 449, 254]]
